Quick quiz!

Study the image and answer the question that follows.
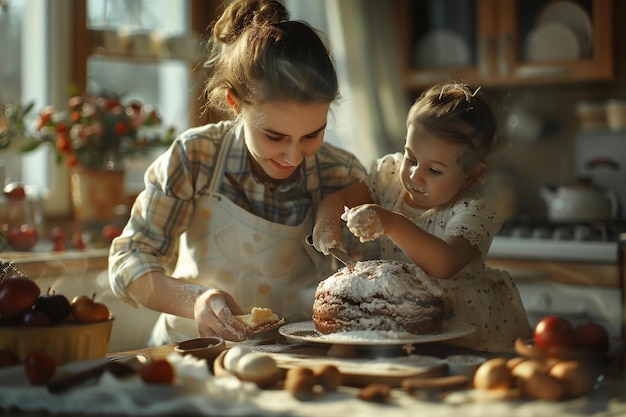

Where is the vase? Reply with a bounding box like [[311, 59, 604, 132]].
[[70, 167, 126, 230]]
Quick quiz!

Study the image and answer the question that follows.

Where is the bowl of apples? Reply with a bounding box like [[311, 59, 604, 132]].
[[514, 314, 622, 384], [468, 316, 622, 401], [0, 261, 113, 365], [515, 315, 617, 361]]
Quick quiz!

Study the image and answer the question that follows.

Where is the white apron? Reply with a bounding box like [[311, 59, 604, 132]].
[[150, 134, 331, 345]]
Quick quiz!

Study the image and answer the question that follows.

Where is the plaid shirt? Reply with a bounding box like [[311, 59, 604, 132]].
[[109, 120, 366, 304]]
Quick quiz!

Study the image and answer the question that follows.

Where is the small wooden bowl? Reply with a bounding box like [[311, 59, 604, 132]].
[[174, 337, 226, 369], [445, 354, 486, 377]]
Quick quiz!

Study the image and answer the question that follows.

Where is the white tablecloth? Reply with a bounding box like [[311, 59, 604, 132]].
[[1, 354, 625, 417]]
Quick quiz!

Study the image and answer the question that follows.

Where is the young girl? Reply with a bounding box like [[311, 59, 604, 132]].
[[108, 0, 368, 345], [313, 82, 531, 352]]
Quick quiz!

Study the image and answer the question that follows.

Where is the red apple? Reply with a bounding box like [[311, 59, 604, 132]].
[[534, 315, 577, 350], [7, 225, 39, 251], [52, 240, 66, 251], [34, 289, 72, 324], [49, 227, 66, 242], [574, 321, 610, 352], [72, 232, 87, 250], [0, 276, 41, 320], [140, 359, 174, 384], [22, 309, 53, 327], [3, 183, 26, 199], [71, 293, 110, 323], [102, 225, 123, 243], [25, 351, 57, 385]]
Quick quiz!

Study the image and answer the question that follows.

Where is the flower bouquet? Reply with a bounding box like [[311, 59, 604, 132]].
[[32, 93, 174, 169]]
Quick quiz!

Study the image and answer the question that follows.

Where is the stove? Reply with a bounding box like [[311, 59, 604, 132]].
[[489, 218, 625, 263], [491, 129, 626, 264]]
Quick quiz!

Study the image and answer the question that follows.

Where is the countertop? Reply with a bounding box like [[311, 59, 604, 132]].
[[1, 342, 625, 417], [1, 246, 109, 275]]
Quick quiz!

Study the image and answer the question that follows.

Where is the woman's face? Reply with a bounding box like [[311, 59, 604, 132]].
[[239, 100, 330, 182], [400, 123, 471, 210]]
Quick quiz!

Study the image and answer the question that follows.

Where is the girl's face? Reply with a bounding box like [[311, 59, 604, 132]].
[[239, 100, 330, 182], [400, 123, 475, 210]]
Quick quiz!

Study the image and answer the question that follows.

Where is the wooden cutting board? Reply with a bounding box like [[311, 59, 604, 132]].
[[267, 352, 449, 387]]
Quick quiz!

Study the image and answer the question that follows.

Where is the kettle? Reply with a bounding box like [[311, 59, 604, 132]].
[[539, 179, 618, 222]]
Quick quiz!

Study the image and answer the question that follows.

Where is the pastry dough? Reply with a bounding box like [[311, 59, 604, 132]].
[[235, 307, 285, 334]]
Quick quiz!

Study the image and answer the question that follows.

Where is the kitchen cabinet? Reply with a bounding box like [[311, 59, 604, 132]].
[[394, 0, 614, 90]]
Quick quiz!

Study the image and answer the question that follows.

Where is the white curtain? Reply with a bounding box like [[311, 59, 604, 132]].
[[286, 0, 409, 168]]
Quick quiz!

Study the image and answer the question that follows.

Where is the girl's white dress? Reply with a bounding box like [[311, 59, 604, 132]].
[[365, 153, 531, 352]]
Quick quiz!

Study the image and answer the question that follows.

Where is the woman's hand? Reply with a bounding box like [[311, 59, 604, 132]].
[[194, 289, 248, 342], [312, 218, 342, 255], [341, 204, 386, 242]]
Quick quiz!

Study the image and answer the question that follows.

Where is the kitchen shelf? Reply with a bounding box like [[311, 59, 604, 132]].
[[394, 0, 614, 90]]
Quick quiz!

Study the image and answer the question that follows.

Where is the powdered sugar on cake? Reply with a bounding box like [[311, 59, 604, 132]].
[[312, 260, 445, 335], [318, 260, 443, 301]]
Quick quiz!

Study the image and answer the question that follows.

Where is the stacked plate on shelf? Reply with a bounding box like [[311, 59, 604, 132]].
[[524, 0, 593, 62], [413, 29, 471, 68]]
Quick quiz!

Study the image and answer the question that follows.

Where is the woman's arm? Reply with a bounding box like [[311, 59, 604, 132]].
[[110, 126, 249, 341], [127, 271, 248, 341]]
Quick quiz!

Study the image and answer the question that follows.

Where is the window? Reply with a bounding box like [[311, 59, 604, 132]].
[[84, 0, 197, 193], [1, 0, 210, 217], [0, 0, 25, 187]]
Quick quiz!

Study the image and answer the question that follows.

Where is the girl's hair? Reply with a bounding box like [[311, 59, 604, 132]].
[[204, 0, 339, 116], [407, 82, 502, 171]]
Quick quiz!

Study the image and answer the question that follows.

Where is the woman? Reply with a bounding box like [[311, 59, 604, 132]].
[[108, 0, 368, 345]]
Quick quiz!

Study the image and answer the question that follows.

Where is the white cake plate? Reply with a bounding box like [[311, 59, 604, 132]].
[[279, 320, 475, 346]]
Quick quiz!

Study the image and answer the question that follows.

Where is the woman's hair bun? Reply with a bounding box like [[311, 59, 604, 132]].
[[214, 0, 289, 45]]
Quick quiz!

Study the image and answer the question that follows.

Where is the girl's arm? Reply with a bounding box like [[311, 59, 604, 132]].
[[376, 207, 480, 278]]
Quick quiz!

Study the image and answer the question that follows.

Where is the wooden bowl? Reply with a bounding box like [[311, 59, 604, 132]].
[[0, 317, 114, 365], [445, 354, 486, 377], [514, 337, 611, 361], [513, 337, 624, 380], [174, 336, 226, 368]]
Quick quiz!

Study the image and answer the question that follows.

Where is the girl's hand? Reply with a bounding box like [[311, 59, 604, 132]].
[[193, 289, 247, 342], [341, 204, 385, 242], [312, 218, 342, 255]]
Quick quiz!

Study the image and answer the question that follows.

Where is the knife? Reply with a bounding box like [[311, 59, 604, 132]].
[[305, 235, 356, 269], [47, 355, 145, 394]]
